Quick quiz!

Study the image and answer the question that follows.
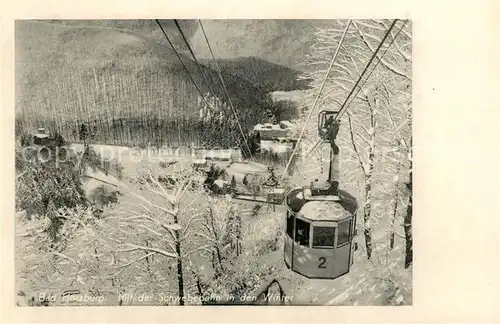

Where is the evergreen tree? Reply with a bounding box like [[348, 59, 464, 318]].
[[79, 123, 88, 144]]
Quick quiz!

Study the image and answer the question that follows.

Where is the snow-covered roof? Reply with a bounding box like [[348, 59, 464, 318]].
[[193, 158, 207, 165], [254, 122, 294, 131], [214, 179, 227, 187], [259, 140, 294, 153], [226, 161, 269, 174], [298, 200, 352, 222], [279, 121, 294, 128], [254, 123, 282, 130], [287, 188, 358, 215]]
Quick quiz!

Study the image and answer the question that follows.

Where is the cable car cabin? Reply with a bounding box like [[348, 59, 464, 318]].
[[284, 188, 357, 280]]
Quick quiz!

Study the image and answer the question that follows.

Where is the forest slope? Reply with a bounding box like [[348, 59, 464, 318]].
[[15, 21, 265, 126], [16, 20, 309, 146]]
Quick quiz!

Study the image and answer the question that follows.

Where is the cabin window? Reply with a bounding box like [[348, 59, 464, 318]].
[[286, 211, 294, 238], [294, 218, 310, 246], [312, 226, 335, 248], [337, 219, 352, 247]]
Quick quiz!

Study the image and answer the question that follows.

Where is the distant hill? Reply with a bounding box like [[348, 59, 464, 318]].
[[201, 56, 311, 92], [34, 19, 338, 70], [189, 19, 339, 71]]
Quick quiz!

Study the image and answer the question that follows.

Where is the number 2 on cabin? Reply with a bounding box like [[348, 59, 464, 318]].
[[318, 257, 327, 269]]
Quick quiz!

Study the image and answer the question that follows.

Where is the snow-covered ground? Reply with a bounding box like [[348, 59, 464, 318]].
[[70, 105, 412, 306]]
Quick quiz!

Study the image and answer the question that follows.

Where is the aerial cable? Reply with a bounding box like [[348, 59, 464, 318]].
[[280, 19, 352, 180], [302, 19, 408, 160], [173, 20, 244, 149], [154, 20, 215, 114], [334, 19, 399, 121], [154, 20, 241, 148], [197, 19, 253, 158], [337, 19, 408, 120], [173, 20, 219, 99], [175, 19, 251, 156]]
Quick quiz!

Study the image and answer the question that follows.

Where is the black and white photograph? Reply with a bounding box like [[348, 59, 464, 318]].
[[14, 19, 413, 306]]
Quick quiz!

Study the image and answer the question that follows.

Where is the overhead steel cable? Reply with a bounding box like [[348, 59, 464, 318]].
[[173, 20, 219, 99], [337, 19, 408, 120], [154, 19, 241, 148], [174, 19, 251, 156], [333, 19, 399, 121], [302, 19, 408, 160], [280, 19, 352, 180], [154, 20, 215, 114], [197, 19, 253, 158]]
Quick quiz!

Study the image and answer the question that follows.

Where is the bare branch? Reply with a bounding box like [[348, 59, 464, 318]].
[[352, 21, 411, 81], [348, 55, 361, 75], [162, 241, 177, 255], [181, 228, 194, 242], [181, 212, 202, 236], [199, 222, 212, 234], [114, 252, 156, 269], [131, 193, 178, 217], [184, 245, 212, 258], [176, 177, 193, 202], [15, 223, 51, 237], [146, 170, 177, 204], [400, 25, 412, 40], [346, 112, 372, 138], [51, 252, 78, 265], [347, 114, 367, 176], [139, 224, 163, 237], [393, 231, 406, 239], [383, 101, 410, 151], [389, 31, 412, 62], [161, 224, 180, 242], [118, 214, 160, 225], [195, 231, 216, 243], [119, 243, 178, 258], [360, 20, 388, 31]]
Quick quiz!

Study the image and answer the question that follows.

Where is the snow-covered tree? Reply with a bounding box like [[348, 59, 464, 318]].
[[298, 19, 412, 263], [15, 206, 113, 306], [101, 167, 210, 305]]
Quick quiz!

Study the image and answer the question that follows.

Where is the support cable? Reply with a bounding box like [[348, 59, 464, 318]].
[[302, 19, 408, 160], [334, 19, 399, 121], [155, 19, 241, 149], [280, 19, 352, 180], [337, 19, 408, 120], [197, 19, 253, 157]]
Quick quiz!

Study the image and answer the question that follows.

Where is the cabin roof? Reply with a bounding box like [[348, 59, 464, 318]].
[[279, 121, 294, 128], [298, 200, 352, 221], [286, 188, 358, 216], [33, 133, 49, 138]]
